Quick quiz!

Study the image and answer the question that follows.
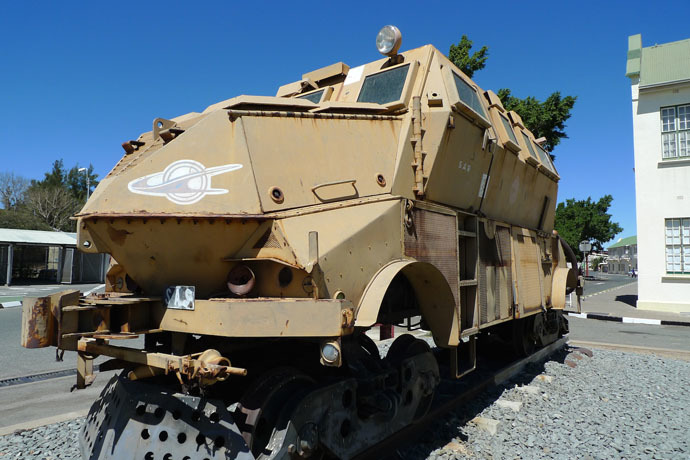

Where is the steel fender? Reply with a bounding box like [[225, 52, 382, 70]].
[[355, 260, 459, 347], [551, 267, 576, 309]]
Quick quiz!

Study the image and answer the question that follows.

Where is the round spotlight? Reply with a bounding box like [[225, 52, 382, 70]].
[[321, 343, 340, 364], [376, 25, 402, 56]]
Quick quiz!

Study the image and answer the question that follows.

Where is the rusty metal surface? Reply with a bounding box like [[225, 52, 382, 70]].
[[77, 340, 248, 382], [404, 208, 458, 308], [21, 297, 54, 349], [226, 109, 400, 121], [21, 291, 80, 349], [155, 298, 354, 338]]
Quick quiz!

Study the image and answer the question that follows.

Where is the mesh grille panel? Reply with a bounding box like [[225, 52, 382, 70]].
[[496, 226, 513, 318], [253, 229, 282, 249], [404, 209, 458, 308], [263, 232, 282, 249], [478, 224, 513, 324], [516, 233, 542, 311]]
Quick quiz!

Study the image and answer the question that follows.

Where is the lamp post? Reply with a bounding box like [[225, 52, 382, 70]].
[[78, 167, 90, 200]]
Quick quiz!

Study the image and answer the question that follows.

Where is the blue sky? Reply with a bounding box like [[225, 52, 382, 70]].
[[1, 0, 689, 244]]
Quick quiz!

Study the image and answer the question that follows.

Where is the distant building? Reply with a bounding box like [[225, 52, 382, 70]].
[[626, 34, 690, 312], [0, 228, 109, 285], [607, 236, 637, 275], [589, 250, 608, 272]]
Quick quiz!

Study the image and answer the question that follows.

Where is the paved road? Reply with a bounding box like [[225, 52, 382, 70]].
[[0, 307, 77, 380], [0, 283, 104, 303], [582, 272, 636, 296], [568, 316, 690, 352], [0, 371, 118, 434]]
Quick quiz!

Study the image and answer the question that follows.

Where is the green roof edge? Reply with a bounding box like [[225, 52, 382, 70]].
[[608, 235, 637, 249]]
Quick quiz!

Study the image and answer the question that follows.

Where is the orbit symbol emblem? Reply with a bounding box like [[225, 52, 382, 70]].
[[127, 159, 243, 205]]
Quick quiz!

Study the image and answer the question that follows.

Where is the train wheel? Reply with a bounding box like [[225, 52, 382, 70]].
[[385, 334, 437, 419], [512, 316, 536, 357], [236, 368, 316, 459]]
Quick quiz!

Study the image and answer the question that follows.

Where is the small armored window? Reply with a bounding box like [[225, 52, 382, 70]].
[[297, 89, 325, 104], [535, 142, 557, 174], [521, 132, 539, 161], [499, 113, 519, 145], [452, 73, 487, 119], [357, 64, 410, 105]]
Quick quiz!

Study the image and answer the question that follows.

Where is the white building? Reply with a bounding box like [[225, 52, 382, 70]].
[[607, 236, 637, 275], [626, 34, 690, 313]]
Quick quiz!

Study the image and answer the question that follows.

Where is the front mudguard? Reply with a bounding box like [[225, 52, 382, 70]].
[[80, 375, 254, 460]]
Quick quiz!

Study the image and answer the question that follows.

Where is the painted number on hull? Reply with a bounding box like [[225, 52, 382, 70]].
[[458, 160, 471, 173]]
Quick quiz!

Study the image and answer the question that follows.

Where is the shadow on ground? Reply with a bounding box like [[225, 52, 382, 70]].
[[615, 294, 638, 308], [387, 345, 572, 460]]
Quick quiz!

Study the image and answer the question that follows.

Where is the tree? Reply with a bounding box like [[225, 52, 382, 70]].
[[0, 208, 52, 231], [590, 255, 605, 271], [554, 195, 622, 260], [448, 35, 489, 78], [24, 186, 80, 232], [37, 160, 99, 201], [0, 172, 29, 209], [447, 37, 576, 156], [14, 159, 100, 232], [496, 89, 576, 155]]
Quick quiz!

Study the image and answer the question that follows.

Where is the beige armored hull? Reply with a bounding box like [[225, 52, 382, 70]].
[[23, 29, 577, 460]]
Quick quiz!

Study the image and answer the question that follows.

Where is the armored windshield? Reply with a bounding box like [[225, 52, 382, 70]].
[[297, 89, 324, 104], [357, 64, 409, 105]]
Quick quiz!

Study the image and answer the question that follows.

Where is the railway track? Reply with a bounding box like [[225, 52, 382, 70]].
[[7, 335, 690, 459], [355, 336, 570, 460]]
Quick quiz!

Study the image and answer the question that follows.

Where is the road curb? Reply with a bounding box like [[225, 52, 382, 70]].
[[0, 301, 21, 309], [566, 311, 690, 327]]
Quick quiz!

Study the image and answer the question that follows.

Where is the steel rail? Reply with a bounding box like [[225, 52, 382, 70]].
[[354, 336, 569, 460]]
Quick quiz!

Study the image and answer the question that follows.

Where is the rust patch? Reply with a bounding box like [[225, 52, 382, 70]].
[[22, 297, 54, 348], [107, 226, 132, 246]]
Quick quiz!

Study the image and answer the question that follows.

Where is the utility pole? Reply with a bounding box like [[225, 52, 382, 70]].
[[78, 167, 90, 200]]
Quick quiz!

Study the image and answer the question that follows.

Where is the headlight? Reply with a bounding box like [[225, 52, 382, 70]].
[[376, 25, 402, 56], [320, 340, 342, 367]]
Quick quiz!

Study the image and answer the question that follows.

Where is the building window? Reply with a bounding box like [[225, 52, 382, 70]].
[[665, 218, 690, 274], [661, 104, 690, 159]]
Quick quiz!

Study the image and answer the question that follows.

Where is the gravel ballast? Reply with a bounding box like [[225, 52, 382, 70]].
[[1, 345, 689, 459], [406, 347, 690, 460]]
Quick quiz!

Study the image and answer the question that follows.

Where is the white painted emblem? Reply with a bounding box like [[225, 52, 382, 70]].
[[128, 160, 243, 205]]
